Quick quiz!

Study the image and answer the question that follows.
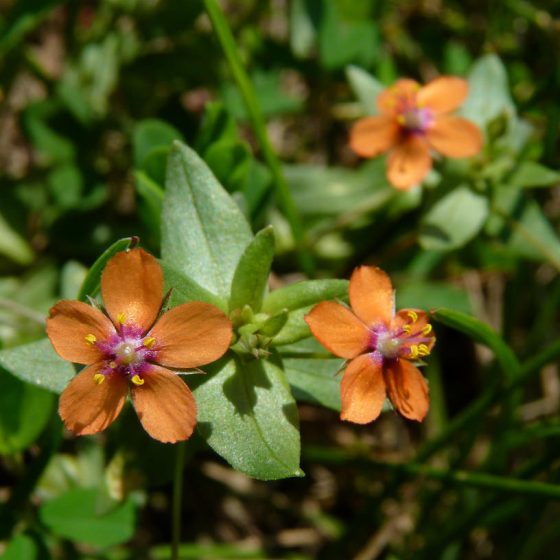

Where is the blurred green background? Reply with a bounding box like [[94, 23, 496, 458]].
[[1, 0, 560, 558]]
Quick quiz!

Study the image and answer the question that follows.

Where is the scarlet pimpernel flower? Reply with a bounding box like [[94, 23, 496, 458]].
[[46, 248, 232, 443], [350, 76, 483, 189], [305, 266, 435, 423]]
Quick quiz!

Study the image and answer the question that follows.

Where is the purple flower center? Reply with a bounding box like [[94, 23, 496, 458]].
[[93, 324, 158, 384], [398, 107, 434, 134], [368, 313, 434, 364]]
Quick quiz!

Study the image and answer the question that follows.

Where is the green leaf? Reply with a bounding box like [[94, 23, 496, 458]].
[[0, 370, 54, 454], [229, 227, 275, 313], [77, 237, 135, 301], [161, 262, 227, 312], [133, 119, 183, 168], [135, 171, 164, 236], [461, 54, 515, 128], [346, 65, 385, 115], [285, 160, 392, 217], [508, 161, 560, 189], [0, 534, 38, 560], [264, 279, 348, 346], [263, 279, 348, 314], [280, 339, 343, 411], [318, 1, 378, 70], [162, 141, 253, 298], [433, 308, 520, 381], [0, 338, 74, 394], [221, 70, 304, 120], [0, 211, 34, 265], [507, 201, 560, 268], [40, 489, 136, 547], [192, 354, 302, 480], [419, 187, 489, 251], [289, 0, 318, 59]]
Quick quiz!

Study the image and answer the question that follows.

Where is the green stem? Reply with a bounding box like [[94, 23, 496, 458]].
[[303, 446, 560, 499], [171, 442, 187, 560], [203, 0, 314, 276], [416, 338, 560, 463]]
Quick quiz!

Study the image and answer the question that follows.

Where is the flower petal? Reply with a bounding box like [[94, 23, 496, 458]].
[[340, 354, 386, 424], [101, 248, 163, 333], [349, 116, 399, 158], [417, 76, 468, 114], [47, 301, 115, 364], [349, 266, 394, 328], [427, 116, 483, 158], [131, 365, 196, 443], [59, 364, 128, 435], [387, 136, 432, 190], [149, 302, 232, 369], [377, 79, 421, 115], [384, 359, 429, 421], [305, 301, 369, 359]]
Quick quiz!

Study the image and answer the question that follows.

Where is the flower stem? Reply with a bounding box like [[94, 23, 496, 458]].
[[171, 441, 186, 560], [203, 0, 314, 277]]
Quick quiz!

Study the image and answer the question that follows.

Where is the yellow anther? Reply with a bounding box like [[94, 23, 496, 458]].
[[407, 311, 418, 323], [422, 324, 432, 336], [84, 334, 97, 345], [397, 114, 405, 125], [143, 337, 156, 349], [409, 345, 419, 359], [131, 375, 144, 386], [403, 325, 412, 335], [418, 344, 430, 357], [117, 313, 126, 325], [93, 373, 105, 385], [109, 361, 117, 369]]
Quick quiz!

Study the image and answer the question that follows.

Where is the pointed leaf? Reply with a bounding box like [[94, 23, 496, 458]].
[[461, 54, 515, 128], [346, 65, 385, 115], [420, 187, 488, 252], [192, 353, 302, 480], [162, 141, 253, 297], [0, 339, 75, 394], [229, 226, 275, 313]]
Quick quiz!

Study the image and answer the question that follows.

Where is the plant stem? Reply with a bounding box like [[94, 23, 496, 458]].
[[203, 0, 314, 277], [416, 338, 560, 462], [171, 442, 187, 560], [303, 446, 560, 499]]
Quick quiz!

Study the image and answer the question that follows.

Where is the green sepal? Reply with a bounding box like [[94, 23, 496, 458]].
[[259, 309, 289, 337]]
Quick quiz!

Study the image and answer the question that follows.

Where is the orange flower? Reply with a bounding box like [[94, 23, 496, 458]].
[[46, 248, 232, 443], [305, 266, 435, 423], [350, 76, 482, 189]]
